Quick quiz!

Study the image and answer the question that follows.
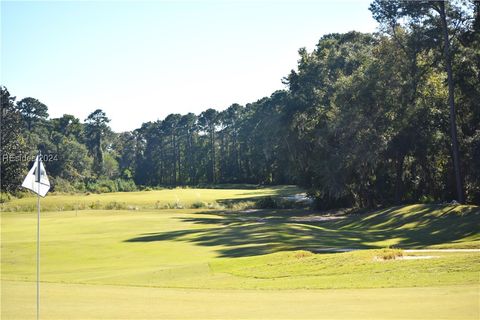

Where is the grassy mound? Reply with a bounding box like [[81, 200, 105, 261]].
[[211, 249, 479, 289]]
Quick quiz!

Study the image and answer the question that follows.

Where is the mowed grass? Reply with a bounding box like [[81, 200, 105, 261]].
[[1, 185, 301, 211], [2, 204, 478, 289], [212, 250, 480, 289], [1, 189, 479, 319], [2, 281, 478, 320]]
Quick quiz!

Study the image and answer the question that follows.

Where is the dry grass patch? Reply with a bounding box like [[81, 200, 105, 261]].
[[374, 248, 404, 261]]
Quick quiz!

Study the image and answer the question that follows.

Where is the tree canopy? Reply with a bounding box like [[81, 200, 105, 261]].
[[1, 1, 478, 206]]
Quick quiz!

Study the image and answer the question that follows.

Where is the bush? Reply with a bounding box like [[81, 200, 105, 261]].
[[86, 180, 114, 193], [173, 201, 184, 209], [105, 201, 127, 210], [255, 196, 277, 209], [375, 248, 404, 260], [115, 179, 137, 192], [419, 195, 435, 204], [0, 192, 12, 203], [13, 191, 30, 199], [89, 201, 102, 209], [86, 179, 137, 193], [293, 251, 314, 259], [52, 177, 76, 193], [191, 201, 206, 209], [226, 201, 255, 211]]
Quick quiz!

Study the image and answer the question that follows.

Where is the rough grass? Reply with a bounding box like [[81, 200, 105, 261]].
[[375, 247, 404, 260], [1, 186, 301, 212]]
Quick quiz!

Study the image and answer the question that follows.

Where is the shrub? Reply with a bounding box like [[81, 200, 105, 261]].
[[89, 201, 102, 209], [115, 179, 137, 192], [191, 201, 206, 209], [105, 201, 127, 210], [228, 201, 255, 211], [375, 248, 404, 260], [13, 191, 30, 199], [173, 201, 184, 209], [52, 177, 76, 193], [73, 181, 86, 192], [419, 195, 435, 204], [86, 180, 114, 193], [0, 192, 12, 203], [255, 196, 277, 209], [86, 179, 137, 193], [293, 251, 314, 259]]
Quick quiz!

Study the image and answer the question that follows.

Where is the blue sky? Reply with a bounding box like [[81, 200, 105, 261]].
[[1, 0, 378, 132]]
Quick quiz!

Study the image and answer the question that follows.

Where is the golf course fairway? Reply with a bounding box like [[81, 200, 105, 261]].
[[2, 281, 478, 319], [1, 189, 479, 319]]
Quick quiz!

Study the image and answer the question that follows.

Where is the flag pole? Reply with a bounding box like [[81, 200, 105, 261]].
[[36, 151, 41, 320], [22, 150, 50, 320]]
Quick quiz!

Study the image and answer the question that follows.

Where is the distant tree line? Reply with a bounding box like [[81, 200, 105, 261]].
[[1, 0, 479, 207]]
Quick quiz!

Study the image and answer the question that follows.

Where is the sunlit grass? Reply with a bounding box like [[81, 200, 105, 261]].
[[1, 185, 301, 212], [3, 281, 478, 320], [1, 190, 478, 319], [1, 203, 478, 289], [211, 249, 479, 289]]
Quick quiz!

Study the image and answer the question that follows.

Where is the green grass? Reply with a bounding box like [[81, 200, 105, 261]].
[[1, 205, 478, 289], [211, 250, 479, 289], [1, 185, 301, 211], [2, 281, 478, 319], [121, 204, 479, 257], [1, 189, 479, 319]]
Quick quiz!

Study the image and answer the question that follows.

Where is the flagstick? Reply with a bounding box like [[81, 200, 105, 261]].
[[22, 151, 49, 320], [36, 153, 41, 320], [37, 191, 40, 320]]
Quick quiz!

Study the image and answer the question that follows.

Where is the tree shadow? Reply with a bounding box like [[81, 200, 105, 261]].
[[214, 185, 305, 208], [124, 205, 479, 258]]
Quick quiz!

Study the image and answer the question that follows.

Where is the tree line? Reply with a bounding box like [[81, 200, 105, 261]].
[[1, 0, 479, 207]]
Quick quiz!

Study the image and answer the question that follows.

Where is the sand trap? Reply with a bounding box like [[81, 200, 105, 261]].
[[281, 193, 314, 204], [374, 255, 438, 261], [239, 209, 261, 214], [405, 249, 480, 252], [400, 255, 438, 260], [289, 215, 346, 222]]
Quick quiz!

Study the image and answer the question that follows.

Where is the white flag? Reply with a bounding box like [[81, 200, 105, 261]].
[[22, 155, 50, 197]]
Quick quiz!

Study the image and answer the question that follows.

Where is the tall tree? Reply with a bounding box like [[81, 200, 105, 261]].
[[0, 87, 27, 193], [455, 0, 480, 203], [112, 131, 137, 179], [84, 109, 111, 176], [52, 114, 83, 141], [198, 109, 218, 184], [163, 114, 182, 185], [369, 0, 470, 202], [16, 97, 49, 131], [178, 113, 198, 184]]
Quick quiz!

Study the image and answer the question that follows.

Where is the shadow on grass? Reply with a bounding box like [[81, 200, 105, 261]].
[[214, 185, 305, 208], [124, 205, 480, 258]]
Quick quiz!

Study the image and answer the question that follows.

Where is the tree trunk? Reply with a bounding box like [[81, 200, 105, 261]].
[[210, 129, 216, 184], [394, 154, 404, 204], [172, 134, 177, 185], [439, 1, 464, 203]]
